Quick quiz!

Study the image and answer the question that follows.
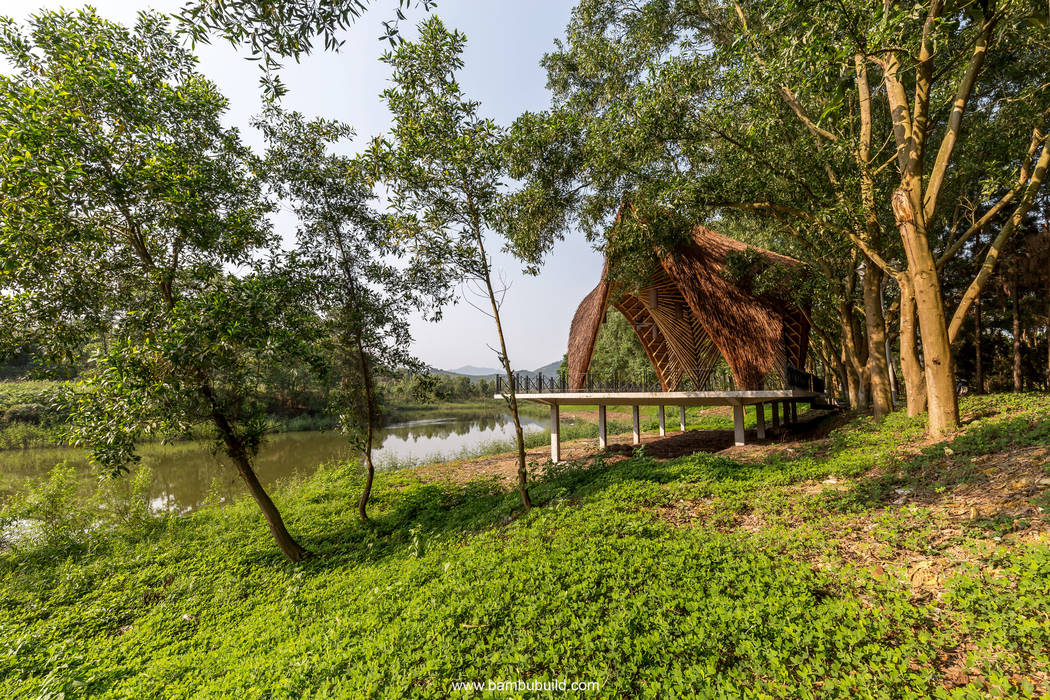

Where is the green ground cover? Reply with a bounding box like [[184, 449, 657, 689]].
[[559, 403, 763, 431], [1, 394, 1048, 697]]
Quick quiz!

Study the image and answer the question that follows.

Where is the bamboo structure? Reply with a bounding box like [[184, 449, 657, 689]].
[[568, 216, 811, 392]]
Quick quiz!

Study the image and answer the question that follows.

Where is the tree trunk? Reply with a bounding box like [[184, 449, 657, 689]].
[[881, 276, 899, 404], [892, 189, 958, 436], [356, 335, 377, 523], [854, 55, 892, 418], [975, 291, 984, 394], [840, 295, 867, 409], [200, 382, 306, 562], [475, 231, 532, 510], [974, 228, 985, 395], [862, 262, 893, 419], [1013, 273, 1023, 392], [898, 275, 928, 416]]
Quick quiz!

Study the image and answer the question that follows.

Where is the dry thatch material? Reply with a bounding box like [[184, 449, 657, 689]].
[[567, 217, 810, 391]]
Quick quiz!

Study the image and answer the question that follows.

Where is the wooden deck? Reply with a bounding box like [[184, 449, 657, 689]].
[[499, 390, 822, 461]]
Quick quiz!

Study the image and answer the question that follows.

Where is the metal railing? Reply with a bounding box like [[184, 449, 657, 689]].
[[496, 365, 825, 395]]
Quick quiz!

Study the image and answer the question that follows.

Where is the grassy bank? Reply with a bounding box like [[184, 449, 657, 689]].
[[2, 393, 1049, 696], [384, 399, 552, 422], [0, 377, 336, 451]]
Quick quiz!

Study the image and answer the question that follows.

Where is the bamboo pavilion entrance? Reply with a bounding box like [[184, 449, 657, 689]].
[[497, 214, 828, 462]]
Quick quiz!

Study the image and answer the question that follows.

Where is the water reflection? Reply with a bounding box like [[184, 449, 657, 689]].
[[1, 411, 547, 513]]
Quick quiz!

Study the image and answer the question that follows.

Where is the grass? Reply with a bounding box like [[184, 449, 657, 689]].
[[1, 394, 1049, 696], [559, 403, 765, 430]]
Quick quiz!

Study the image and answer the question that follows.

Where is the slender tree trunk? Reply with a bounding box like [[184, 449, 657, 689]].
[[898, 269, 928, 417], [474, 230, 532, 510], [974, 228, 985, 395], [892, 189, 958, 436], [975, 291, 984, 395], [1013, 273, 1023, 392], [842, 341, 864, 409], [200, 381, 306, 562], [854, 54, 893, 418], [862, 263, 893, 419], [881, 277, 899, 404], [356, 335, 377, 523], [840, 296, 868, 409]]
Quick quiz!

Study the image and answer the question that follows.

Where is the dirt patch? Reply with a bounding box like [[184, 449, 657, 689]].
[[557, 405, 736, 424]]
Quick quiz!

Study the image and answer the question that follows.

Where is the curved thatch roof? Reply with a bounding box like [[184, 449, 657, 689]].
[[567, 219, 810, 391]]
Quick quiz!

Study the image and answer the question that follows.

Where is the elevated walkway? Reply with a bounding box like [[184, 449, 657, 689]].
[[497, 388, 823, 462]]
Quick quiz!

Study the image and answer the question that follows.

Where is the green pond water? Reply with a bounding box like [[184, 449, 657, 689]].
[[0, 411, 552, 513]]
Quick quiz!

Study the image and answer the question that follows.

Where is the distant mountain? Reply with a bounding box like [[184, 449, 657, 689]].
[[531, 361, 563, 377], [448, 365, 501, 376], [439, 360, 563, 380]]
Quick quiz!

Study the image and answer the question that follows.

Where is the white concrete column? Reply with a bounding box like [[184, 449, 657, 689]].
[[732, 404, 746, 446], [632, 405, 640, 445], [771, 401, 780, 428], [598, 404, 607, 450], [658, 406, 666, 436], [679, 405, 687, 431], [550, 403, 561, 463], [755, 402, 766, 440]]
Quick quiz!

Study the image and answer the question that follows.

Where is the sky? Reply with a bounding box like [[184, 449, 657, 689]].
[[4, 0, 605, 372]]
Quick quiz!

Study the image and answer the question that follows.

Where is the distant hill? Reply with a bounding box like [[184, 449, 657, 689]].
[[447, 365, 501, 376], [438, 360, 563, 381], [530, 360, 563, 377]]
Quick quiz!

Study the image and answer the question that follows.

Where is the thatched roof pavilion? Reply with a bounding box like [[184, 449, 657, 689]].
[[568, 219, 811, 392]]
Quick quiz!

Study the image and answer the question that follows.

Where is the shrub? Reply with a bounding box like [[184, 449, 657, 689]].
[[92, 465, 159, 535], [1, 462, 90, 553], [2, 402, 46, 424]]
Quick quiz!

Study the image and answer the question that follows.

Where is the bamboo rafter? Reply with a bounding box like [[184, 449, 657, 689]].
[[567, 214, 812, 392]]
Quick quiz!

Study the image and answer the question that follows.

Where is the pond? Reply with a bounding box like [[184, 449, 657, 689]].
[[0, 410, 552, 513]]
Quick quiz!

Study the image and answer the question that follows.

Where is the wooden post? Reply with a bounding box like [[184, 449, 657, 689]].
[[598, 404, 607, 450], [790, 402, 797, 423], [756, 402, 766, 439], [679, 405, 687, 431], [732, 404, 746, 446], [771, 401, 780, 428], [550, 403, 561, 463], [782, 401, 791, 424], [632, 405, 640, 445], [658, 406, 666, 436]]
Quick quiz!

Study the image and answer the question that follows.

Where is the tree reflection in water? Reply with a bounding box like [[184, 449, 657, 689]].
[[5, 411, 553, 513]]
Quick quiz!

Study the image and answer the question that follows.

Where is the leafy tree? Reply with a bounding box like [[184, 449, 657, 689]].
[[587, 311, 653, 382], [372, 17, 533, 509], [0, 10, 312, 561], [177, 0, 435, 98], [503, 0, 898, 420], [507, 0, 1050, 437], [260, 107, 432, 521]]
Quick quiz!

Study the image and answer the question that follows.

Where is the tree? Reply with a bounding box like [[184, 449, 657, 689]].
[[260, 107, 432, 521], [177, 0, 435, 98], [867, 0, 1050, 435], [503, 0, 897, 420], [0, 9, 311, 561], [587, 311, 654, 382], [507, 0, 1050, 437], [373, 17, 533, 510]]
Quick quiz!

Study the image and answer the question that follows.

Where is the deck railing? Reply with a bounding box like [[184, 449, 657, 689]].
[[496, 365, 824, 395]]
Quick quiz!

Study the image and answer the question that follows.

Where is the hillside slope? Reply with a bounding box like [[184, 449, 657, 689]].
[[1, 394, 1048, 696]]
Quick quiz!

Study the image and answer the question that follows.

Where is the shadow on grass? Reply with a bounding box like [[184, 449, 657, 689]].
[[277, 409, 855, 570], [825, 411, 1050, 513]]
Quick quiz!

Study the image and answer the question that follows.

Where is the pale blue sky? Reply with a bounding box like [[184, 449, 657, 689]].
[[5, 0, 604, 371]]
